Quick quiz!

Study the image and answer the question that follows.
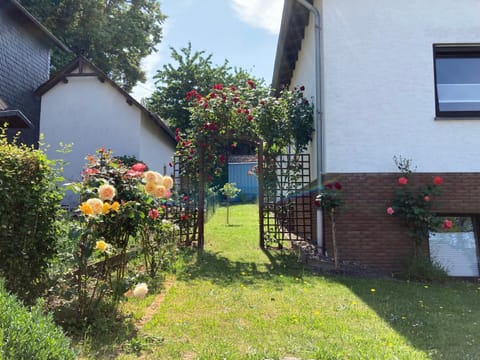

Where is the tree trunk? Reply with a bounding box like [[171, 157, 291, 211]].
[[331, 210, 339, 269]]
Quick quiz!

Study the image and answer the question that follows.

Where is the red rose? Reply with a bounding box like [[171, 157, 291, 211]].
[[398, 177, 408, 185], [248, 115, 253, 121], [84, 168, 98, 175], [334, 182, 342, 190], [169, 162, 173, 167], [181, 214, 188, 221], [300, 85, 305, 91], [213, 83, 223, 90], [182, 195, 189, 202], [247, 79, 256, 89], [314, 198, 321, 207], [219, 154, 226, 163], [433, 176, 444, 186]]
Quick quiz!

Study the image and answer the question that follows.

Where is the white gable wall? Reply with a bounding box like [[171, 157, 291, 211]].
[[290, 0, 480, 174], [40, 75, 141, 183], [139, 113, 175, 175]]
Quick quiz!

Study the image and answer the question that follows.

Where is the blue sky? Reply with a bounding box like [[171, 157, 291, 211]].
[[131, 0, 284, 101]]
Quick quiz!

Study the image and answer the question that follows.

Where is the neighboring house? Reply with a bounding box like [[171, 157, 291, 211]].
[[35, 56, 177, 204], [273, 0, 480, 275], [0, 0, 69, 144]]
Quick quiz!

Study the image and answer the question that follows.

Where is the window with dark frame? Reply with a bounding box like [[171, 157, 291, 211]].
[[434, 44, 480, 117], [429, 215, 480, 277]]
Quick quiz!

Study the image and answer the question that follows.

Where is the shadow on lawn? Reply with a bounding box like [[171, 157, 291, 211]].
[[53, 299, 139, 358], [177, 248, 306, 287], [333, 275, 480, 359]]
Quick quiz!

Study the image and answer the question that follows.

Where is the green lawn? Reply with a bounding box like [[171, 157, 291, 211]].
[[98, 204, 479, 359]]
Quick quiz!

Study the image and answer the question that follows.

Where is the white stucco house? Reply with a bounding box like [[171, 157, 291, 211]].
[[36, 56, 176, 204], [273, 0, 480, 275]]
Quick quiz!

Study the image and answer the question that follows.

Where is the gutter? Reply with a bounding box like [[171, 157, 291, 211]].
[[293, 0, 325, 252]]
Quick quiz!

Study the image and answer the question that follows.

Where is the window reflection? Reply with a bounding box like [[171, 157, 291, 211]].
[[429, 216, 479, 276]]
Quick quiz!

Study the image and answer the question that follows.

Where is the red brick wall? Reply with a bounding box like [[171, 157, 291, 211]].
[[321, 173, 480, 273]]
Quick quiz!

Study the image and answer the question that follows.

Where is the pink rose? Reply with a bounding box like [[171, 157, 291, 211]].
[[442, 219, 453, 230], [424, 195, 430, 202], [398, 177, 408, 185], [387, 207, 394, 215], [132, 162, 146, 172], [148, 208, 159, 220]]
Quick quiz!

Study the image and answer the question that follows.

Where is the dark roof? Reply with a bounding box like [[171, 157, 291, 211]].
[[271, 0, 311, 91], [0, 110, 33, 128], [2, 0, 70, 52], [0, 97, 33, 128], [35, 56, 176, 144]]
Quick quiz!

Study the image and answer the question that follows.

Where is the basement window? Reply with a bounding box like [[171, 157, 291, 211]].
[[429, 216, 480, 276], [434, 44, 480, 117]]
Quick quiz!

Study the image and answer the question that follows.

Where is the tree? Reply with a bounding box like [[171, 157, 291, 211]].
[[21, 0, 166, 92], [147, 42, 263, 131], [220, 183, 241, 225]]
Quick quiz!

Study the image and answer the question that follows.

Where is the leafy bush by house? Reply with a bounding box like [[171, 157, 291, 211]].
[[0, 281, 76, 360], [0, 130, 64, 303]]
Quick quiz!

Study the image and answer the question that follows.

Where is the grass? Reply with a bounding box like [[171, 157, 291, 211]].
[[81, 204, 480, 359]]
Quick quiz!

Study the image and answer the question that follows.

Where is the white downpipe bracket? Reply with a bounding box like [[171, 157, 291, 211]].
[[293, 0, 325, 252]]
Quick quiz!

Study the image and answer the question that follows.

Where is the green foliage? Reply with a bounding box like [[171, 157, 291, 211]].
[[399, 254, 449, 282], [21, 0, 166, 91], [140, 216, 179, 278], [0, 281, 76, 359], [314, 182, 344, 213], [220, 182, 241, 200], [388, 156, 444, 249], [220, 183, 241, 225], [71, 148, 176, 320], [147, 42, 264, 131], [0, 130, 63, 303], [175, 80, 314, 189]]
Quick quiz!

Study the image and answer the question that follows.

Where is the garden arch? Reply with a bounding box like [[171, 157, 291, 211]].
[[173, 81, 315, 250]]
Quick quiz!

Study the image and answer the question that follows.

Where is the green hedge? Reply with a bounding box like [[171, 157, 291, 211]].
[[0, 131, 63, 303], [0, 281, 76, 359]]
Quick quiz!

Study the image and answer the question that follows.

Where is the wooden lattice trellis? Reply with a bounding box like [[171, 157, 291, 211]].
[[174, 147, 314, 250], [259, 152, 313, 248]]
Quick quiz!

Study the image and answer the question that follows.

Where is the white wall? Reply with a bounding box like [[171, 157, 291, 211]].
[[139, 113, 175, 176], [40, 73, 141, 183], [290, 0, 480, 173]]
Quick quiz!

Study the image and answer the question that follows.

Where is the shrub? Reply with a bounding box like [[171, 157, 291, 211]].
[[0, 281, 76, 359], [399, 254, 448, 282], [0, 130, 63, 303], [72, 148, 176, 319]]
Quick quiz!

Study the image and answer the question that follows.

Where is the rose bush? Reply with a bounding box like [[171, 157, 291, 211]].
[[72, 148, 177, 319]]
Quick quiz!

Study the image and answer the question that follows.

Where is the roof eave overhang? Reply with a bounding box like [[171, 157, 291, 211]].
[[0, 110, 34, 129], [271, 0, 311, 93]]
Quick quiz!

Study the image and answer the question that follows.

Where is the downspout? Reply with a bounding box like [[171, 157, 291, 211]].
[[294, 0, 325, 253]]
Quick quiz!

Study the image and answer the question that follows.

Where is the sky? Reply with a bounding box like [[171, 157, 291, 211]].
[[131, 0, 284, 102]]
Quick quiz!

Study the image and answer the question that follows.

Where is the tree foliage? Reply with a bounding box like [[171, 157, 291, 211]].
[[147, 42, 263, 131], [21, 0, 166, 92]]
